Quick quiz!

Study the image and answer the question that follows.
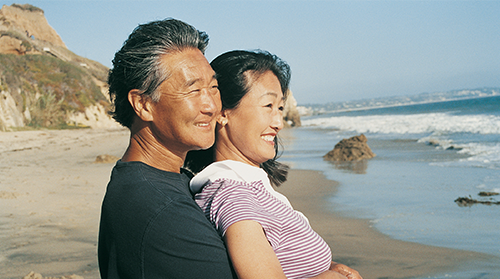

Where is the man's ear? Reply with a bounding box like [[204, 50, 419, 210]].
[[128, 89, 154, 122]]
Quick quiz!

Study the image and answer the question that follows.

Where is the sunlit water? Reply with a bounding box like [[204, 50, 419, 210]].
[[280, 93, 500, 278]]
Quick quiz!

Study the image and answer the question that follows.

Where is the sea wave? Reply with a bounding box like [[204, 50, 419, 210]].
[[302, 113, 500, 135], [455, 142, 500, 169]]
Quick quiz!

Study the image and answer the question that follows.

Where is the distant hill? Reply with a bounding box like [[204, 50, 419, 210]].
[[301, 87, 500, 115], [0, 3, 117, 130]]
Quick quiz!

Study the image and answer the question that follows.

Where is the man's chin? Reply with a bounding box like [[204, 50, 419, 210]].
[[192, 141, 215, 151]]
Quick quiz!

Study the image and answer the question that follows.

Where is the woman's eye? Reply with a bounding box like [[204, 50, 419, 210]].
[[265, 103, 273, 108], [279, 106, 284, 111]]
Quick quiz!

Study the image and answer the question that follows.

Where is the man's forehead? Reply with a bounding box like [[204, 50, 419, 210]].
[[159, 50, 216, 88], [170, 64, 216, 87], [161, 49, 208, 69]]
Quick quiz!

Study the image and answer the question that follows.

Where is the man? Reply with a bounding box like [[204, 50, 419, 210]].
[[98, 19, 235, 278]]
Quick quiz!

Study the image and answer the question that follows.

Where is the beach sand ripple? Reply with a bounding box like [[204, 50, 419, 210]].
[[0, 129, 491, 279]]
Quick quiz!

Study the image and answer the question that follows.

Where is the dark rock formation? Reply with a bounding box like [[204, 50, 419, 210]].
[[478, 191, 499, 197], [455, 196, 500, 206], [323, 134, 376, 161]]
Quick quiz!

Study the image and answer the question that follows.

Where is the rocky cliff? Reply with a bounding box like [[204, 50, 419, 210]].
[[0, 3, 301, 131], [0, 3, 116, 131], [0, 4, 66, 52]]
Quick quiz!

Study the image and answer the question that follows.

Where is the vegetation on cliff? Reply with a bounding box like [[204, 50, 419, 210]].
[[0, 53, 108, 128], [11, 3, 44, 13]]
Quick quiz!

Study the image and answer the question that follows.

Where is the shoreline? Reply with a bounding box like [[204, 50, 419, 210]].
[[0, 128, 493, 278], [278, 169, 493, 279]]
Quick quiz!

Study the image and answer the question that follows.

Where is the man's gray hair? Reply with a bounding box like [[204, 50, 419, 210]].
[[108, 18, 209, 128]]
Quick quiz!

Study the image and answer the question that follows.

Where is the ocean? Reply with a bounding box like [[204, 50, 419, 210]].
[[279, 88, 500, 278]]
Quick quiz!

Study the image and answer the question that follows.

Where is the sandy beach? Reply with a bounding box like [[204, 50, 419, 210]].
[[0, 128, 491, 279]]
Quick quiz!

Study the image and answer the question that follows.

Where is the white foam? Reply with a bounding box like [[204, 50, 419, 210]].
[[304, 112, 500, 170], [303, 113, 500, 135], [457, 142, 500, 169]]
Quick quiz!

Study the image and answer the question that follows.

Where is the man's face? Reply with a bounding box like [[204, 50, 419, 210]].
[[149, 48, 221, 156]]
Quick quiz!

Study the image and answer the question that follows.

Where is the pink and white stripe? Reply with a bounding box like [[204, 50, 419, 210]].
[[195, 178, 332, 279]]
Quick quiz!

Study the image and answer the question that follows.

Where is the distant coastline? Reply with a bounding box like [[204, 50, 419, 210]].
[[300, 87, 500, 115]]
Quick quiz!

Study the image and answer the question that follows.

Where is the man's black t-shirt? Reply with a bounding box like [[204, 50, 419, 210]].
[[98, 161, 235, 278]]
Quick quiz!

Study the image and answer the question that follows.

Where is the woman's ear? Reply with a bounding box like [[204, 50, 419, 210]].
[[128, 89, 154, 122], [218, 110, 229, 127]]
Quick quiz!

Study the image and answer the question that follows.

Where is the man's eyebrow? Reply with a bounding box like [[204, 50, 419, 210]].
[[184, 74, 217, 87], [184, 78, 200, 88]]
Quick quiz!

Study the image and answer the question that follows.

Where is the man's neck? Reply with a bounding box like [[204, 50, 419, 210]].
[[122, 127, 185, 173]]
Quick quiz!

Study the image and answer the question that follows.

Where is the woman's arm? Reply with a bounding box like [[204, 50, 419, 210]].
[[329, 262, 363, 279], [224, 220, 287, 279], [224, 221, 357, 279], [303, 261, 364, 279]]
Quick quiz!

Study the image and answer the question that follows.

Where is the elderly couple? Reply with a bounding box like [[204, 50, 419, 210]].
[[98, 18, 362, 279]]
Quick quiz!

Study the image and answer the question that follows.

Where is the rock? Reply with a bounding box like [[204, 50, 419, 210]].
[[455, 196, 500, 206], [22, 271, 84, 279], [0, 35, 32, 55], [323, 134, 376, 161], [283, 89, 301, 127], [95, 154, 120, 163], [23, 272, 43, 279], [478, 191, 499, 197], [0, 90, 25, 131], [0, 4, 66, 48], [67, 103, 121, 129], [426, 140, 440, 146]]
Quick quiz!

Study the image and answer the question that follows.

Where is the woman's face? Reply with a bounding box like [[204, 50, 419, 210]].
[[218, 71, 284, 167]]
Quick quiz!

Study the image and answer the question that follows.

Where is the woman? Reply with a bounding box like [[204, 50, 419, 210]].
[[185, 50, 362, 279]]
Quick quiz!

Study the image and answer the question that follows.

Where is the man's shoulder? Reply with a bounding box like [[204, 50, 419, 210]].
[[107, 160, 192, 202]]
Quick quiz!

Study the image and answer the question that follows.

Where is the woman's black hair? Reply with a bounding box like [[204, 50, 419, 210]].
[[184, 50, 291, 186]]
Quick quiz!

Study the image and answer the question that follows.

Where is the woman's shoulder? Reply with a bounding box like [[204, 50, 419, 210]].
[[204, 177, 257, 198]]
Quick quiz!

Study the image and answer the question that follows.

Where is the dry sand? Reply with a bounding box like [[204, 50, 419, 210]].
[[0, 129, 129, 279], [0, 129, 491, 279]]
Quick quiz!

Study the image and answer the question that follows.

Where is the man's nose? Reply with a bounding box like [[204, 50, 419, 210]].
[[200, 88, 220, 115]]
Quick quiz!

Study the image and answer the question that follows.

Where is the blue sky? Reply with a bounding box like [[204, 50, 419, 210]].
[[18, 0, 500, 104]]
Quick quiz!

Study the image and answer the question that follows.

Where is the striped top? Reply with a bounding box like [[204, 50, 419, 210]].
[[191, 160, 332, 279]]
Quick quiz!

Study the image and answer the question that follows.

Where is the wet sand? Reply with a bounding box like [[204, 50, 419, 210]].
[[278, 170, 491, 278], [0, 129, 491, 278]]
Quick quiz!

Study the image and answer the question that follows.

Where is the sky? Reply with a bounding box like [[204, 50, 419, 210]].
[[12, 0, 500, 104]]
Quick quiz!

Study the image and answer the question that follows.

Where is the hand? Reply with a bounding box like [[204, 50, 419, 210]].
[[330, 262, 362, 279]]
